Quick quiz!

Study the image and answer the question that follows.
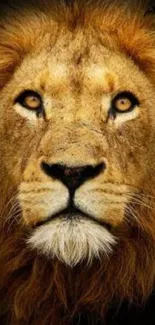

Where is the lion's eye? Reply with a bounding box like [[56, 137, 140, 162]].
[[14, 90, 43, 113], [111, 91, 139, 114]]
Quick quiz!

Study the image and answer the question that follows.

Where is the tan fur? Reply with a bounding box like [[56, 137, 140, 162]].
[[1, 0, 155, 324]]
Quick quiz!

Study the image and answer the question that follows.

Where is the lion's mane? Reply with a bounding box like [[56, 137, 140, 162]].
[[0, 1, 155, 324]]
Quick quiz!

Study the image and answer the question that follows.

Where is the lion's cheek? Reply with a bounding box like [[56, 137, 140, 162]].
[[75, 185, 127, 228], [18, 182, 69, 226]]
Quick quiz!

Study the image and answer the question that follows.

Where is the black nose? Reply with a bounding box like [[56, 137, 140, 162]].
[[41, 161, 105, 191]]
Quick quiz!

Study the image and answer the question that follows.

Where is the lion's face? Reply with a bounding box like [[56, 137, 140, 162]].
[[0, 15, 155, 268]]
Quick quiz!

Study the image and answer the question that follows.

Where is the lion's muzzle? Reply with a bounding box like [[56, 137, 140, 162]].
[[41, 160, 105, 193]]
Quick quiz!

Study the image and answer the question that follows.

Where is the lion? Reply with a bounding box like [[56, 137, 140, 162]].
[[0, 0, 155, 324]]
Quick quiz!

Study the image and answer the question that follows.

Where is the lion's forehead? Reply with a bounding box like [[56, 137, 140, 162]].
[[11, 27, 151, 110]]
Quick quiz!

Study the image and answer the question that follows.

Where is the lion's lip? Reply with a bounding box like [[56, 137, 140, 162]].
[[33, 205, 112, 230]]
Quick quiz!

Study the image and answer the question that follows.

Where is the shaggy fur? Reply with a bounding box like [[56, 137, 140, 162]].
[[1, 0, 155, 324]]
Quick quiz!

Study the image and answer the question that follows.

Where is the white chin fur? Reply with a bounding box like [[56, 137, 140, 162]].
[[28, 217, 116, 267]]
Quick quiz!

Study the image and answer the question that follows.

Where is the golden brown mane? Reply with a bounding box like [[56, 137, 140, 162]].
[[1, 1, 155, 324], [1, 198, 155, 324], [0, 0, 155, 87]]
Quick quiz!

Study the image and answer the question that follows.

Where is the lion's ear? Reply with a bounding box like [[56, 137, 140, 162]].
[[0, 19, 34, 89], [110, 6, 155, 83], [0, 7, 42, 89], [122, 21, 155, 81], [90, 0, 155, 84], [139, 7, 155, 82], [0, 3, 57, 89], [0, 23, 27, 89], [0, 37, 21, 88]]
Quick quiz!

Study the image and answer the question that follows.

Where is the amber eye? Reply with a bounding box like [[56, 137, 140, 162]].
[[14, 90, 43, 112], [111, 91, 139, 114]]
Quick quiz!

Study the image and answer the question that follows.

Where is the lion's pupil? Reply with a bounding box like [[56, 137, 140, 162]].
[[116, 98, 131, 111], [25, 96, 40, 109]]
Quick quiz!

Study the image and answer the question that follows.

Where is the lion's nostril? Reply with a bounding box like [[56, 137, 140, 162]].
[[41, 161, 106, 191]]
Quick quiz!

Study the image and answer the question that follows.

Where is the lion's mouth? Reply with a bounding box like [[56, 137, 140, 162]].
[[34, 205, 112, 231]]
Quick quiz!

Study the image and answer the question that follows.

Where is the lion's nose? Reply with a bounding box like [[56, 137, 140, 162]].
[[41, 161, 105, 191]]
